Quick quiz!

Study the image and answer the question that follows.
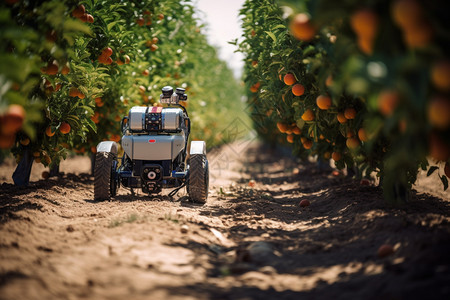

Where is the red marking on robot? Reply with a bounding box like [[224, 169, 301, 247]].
[[149, 139, 156, 143]]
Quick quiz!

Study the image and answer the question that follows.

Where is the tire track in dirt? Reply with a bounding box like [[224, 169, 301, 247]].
[[0, 142, 449, 299]]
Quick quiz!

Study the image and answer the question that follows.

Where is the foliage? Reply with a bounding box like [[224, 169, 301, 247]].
[[238, 0, 450, 202], [0, 0, 246, 172]]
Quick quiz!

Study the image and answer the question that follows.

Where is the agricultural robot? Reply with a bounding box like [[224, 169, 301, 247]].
[[93, 86, 209, 202]]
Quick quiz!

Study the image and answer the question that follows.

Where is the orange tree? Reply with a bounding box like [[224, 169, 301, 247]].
[[238, 0, 450, 202], [1, 0, 245, 183]]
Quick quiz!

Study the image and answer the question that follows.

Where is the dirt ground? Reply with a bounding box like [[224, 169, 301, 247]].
[[0, 141, 449, 300]]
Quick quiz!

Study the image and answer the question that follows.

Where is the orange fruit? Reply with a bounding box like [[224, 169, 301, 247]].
[[444, 162, 450, 178], [150, 44, 158, 52], [357, 36, 374, 55], [252, 60, 258, 67], [69, 87, 79, 97], [20, 137, 30, 146], [429, 132, 450, 161], [301, 109, 315, 121], [42, 171, 50, 179], [332, 152, 342, 161], [95, 97, 104, 107], [323, 152, 331, 159], [403, 22, 433, 49], [86, 14, 94, 23], [391, 0, 423, 30], [158, 14, 164, 20], [299, 199, 310, 207], [142, 69, 150, 76], [316, 95, 332, 110], [346, 137, 360, 149], [250, 82, 260, 93], [377, 244, 395, 258], [378, 90, 400, 116], [325, 75, 333, 87], [316, 95, 331, 110], [45, 126, 55, 137], [292, 83, 305, 96], [0, 132, 15, 149], [350, 9, 378, 40], [358, 128, 369, 142], [337, 112, 347, 124], [302, 139, 313, 149], [292, 126, 301, 135], [344, 107, 357, 119], [80, 13, 88, 23], [45, 60, 59, 75], [283, 73, 296, 85], [71, 4, 85, 18], [0, 104, 25, 135], [59, 122, 71, 134], [431, 60, 450, 91], [61, 63, 70, 75], [277, 122, 289, 133], [428, 96, 450, 129], [289, 13, 315, 41], [152, 37, 159, 44], [286, 134, 294, 143], [137, 17, 145, 26]]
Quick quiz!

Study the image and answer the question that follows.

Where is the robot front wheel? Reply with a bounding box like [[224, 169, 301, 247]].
[[94, 151, 118, 201], [187, 154, 209, 203]]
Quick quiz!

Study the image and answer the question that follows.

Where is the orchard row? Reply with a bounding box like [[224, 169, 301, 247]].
[[238, 0, 450, 202], [0, 0, 245, 179]]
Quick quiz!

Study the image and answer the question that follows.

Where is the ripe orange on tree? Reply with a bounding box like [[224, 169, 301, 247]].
[[289, 13, 315, 41], [286, 134, 294, 143], [337, 112, 347, 124], [316, 95, 331, 110], [403, 22, 433, 49], [391, 0, 422, 30], [0, 133, 15, 149], [346, 137, 360, 149], [427, 96, 450, 129], [61, 62, 70, 75], [378, 90, 400, 116], [301, 109, 315, 121], [283, 73, 296, 85], [292, 83, 305, 96], [332, 151, 342, 162], [344, 107, 357, 120], [431, 60, 450, 91], [71, 4, 85, 18], [292, 126, 301, 135], [45, 126, 55, 137], [277, 122, 289, 133], [20, 137, 30, 146], [350, 9, 378, 40], [59, 122, 71, 134], [302, 138, 313, 149], [358, 128, 369, 142], [95, 97, 104, 107], [0, 104, 25, 135]]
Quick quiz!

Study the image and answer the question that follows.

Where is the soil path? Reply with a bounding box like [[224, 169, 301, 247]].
[[0, 142, 449, 300]]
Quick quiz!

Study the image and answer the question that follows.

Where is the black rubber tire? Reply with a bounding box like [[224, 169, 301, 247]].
[[188, 154, 209, 203], [94, 152, 116, 201]]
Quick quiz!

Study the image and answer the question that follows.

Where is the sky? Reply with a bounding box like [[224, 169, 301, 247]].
[[195, 0, 246, 79]]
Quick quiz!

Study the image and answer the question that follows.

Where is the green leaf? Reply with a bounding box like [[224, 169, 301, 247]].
[[63, 19, 93, 36], [426, 166, 439, 177], [265, 31, 277, 43]]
